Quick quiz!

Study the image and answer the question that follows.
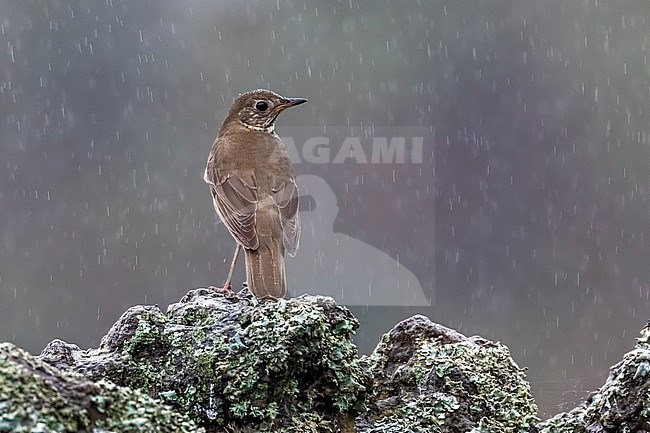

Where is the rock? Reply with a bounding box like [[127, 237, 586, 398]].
[[538, 323, 650, 433], [358, 314, 540, 432], [0, 342, 200, 433], [26, 286, 650, 432], [39, 287, 369, 432]]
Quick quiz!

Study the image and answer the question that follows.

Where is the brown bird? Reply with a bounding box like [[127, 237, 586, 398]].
[[204, 89, 306, 298]]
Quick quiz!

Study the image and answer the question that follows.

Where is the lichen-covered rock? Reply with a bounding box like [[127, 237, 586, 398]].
[[25, 287, 650, 432], [538, 323, 650, 433], [357, 315, 539, 433], [0, 342, 201, 433], [39, 287, 369, 432]]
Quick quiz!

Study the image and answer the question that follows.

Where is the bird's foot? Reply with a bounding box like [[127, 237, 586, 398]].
[[207, 284, 235, 296]]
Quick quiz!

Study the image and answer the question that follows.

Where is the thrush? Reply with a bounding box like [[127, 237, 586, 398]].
[[204, 89, 306, 298]]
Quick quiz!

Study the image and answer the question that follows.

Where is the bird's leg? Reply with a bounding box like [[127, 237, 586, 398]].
[[222, 244, 241, 291]]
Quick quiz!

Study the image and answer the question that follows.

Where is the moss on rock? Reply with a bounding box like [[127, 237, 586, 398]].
[[39, 287, 369, 432], [358, 315, 539, 432], [0, 342, 201, 433], [31, 287, 650, 432]]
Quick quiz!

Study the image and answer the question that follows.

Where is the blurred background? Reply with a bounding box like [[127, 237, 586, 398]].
[[1, 0, 650, 418]]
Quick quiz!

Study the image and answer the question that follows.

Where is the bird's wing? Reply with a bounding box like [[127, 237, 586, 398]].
[[271, 177, 300, 257], [204, 151, 259, 250]]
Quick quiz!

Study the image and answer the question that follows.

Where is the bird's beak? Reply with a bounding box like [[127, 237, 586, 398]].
[[280, 97, 308, 110]]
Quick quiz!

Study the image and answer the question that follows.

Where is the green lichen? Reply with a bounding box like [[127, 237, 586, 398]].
[[363, 318, 539, 433], [371, 392, 461, 432], [176, 305, 214, 327], [37, 288, 606, 432], [71, 291, 368, 432], [123, 314, 170, 356], [537, 412, 586, 433], [416, 339, 538, 430], [123, 361, 160, 391], [0, 343, 201, 433], [210, 297, 368, 428]]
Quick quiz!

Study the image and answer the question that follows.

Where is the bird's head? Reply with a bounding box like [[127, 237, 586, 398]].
[[221, 89, 307, 134]]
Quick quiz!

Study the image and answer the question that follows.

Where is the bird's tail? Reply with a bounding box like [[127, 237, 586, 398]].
[[244, 237, 286, 298]]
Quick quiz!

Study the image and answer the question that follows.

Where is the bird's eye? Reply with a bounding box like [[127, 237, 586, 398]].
[[255, 101, 269, 112]]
